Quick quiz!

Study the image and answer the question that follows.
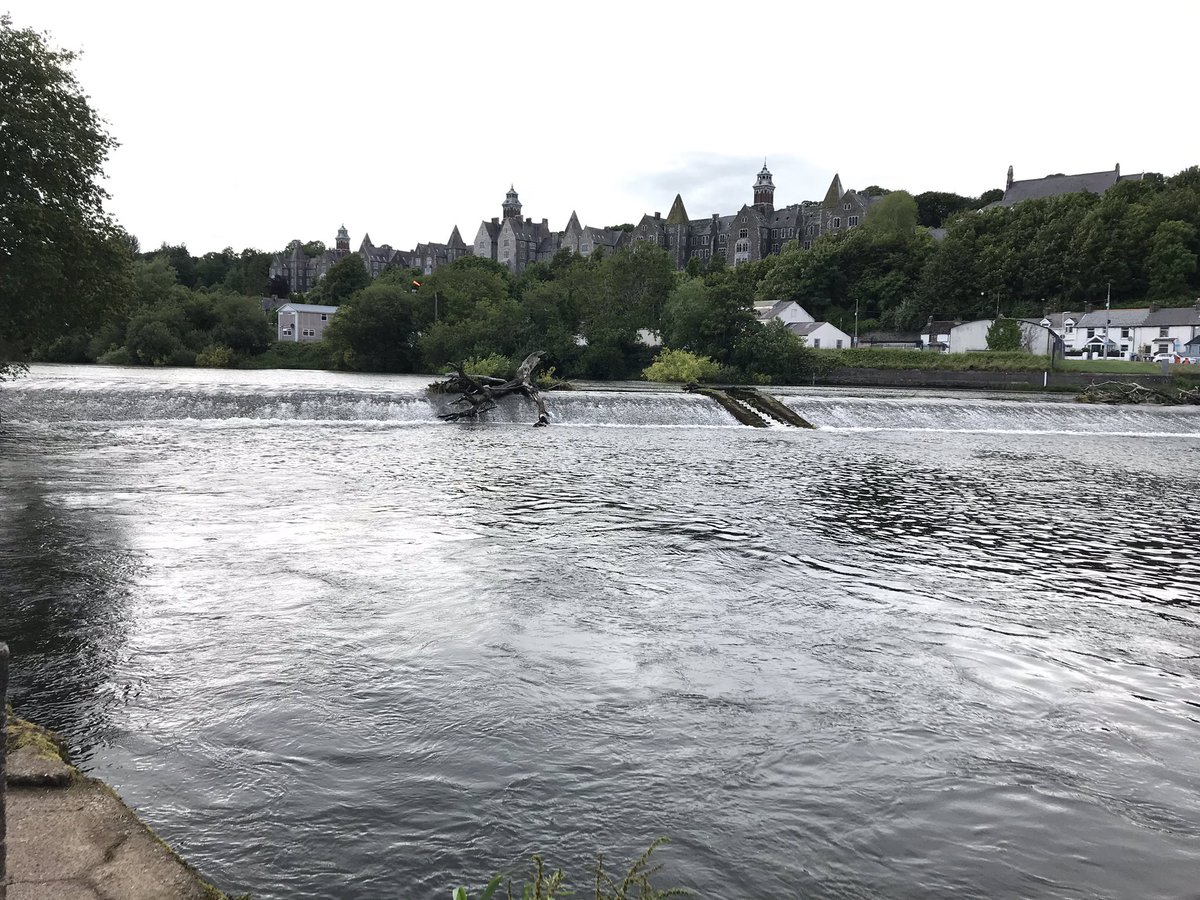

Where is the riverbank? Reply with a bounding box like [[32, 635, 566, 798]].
[[4, 709, 239, 900]]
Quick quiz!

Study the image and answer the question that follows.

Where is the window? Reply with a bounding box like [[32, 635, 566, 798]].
[[848, 216, 859, 227], [833, 217, 841, 228], [1160, 327, 1170, 337], [281, 328, 292, 336], [503, 239, 510, 247], [1121, 327, 1130, 338], [321, 314, 328, 321], [1087, 328, 1095, 338], [803, 241, 811, 249], [813, 338, 821, 348], [739, 228, 748, 239], [836, 339, 844, 349], [581, 243, 591, 252], [844, 203, 851, 210]]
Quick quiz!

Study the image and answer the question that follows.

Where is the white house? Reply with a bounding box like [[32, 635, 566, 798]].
[[277, 303, 338, 342], [1037, 301, 1200, 359], [788, 321, 853, 350]]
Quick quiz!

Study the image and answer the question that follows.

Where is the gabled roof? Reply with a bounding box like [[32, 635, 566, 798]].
[[564, 210, 582, 233], [666, 194, 689, 225], [788, 322, 824, 336], [822, 174, 844, 207], [995, 166, 1122, 207], [447, 226, 466, 248]]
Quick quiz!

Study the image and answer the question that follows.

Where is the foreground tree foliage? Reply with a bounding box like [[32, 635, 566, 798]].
[[0, 14, 133, 374]]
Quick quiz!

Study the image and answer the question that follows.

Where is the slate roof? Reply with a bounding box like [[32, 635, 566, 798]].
[[787, 322, 824, 337], [280, 303, 339, 313], [1075, 308, 1152, 328], [858, 331, 921, 345], [993, 166, 1128, 207], [1144, 306, 1200, 327]]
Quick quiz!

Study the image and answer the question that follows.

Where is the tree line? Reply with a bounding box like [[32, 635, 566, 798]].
[[4, 14, 1198, 382]]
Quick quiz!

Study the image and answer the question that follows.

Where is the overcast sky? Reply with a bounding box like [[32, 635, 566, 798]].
[[10, 0, 1199, 256]]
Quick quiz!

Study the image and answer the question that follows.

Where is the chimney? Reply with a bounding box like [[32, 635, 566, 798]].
[[492, 217, 499, 225], [1115, 162, 1120, 178], [1006, 165, 1014, 190], [654, 211, 660, 219], [1149, 302, 1161, 313], [1085, 302, 1094, 314]]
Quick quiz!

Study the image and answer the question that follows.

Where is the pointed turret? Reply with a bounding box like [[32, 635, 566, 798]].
[[359, 232, 373, 250], [753, 162, 775, 214], [822, 175, 844, 208], [565, 210, 582, 233], [448, 225, 466, 248], [666, 194, 689, 225]]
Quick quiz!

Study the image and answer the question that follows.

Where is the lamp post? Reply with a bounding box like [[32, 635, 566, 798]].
[[853, 298, 859, 348], [1103, 282, 1112, 359]]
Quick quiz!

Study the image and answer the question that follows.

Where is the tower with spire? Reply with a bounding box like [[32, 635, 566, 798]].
[[335, 224, 350, 252], [502, 186, 523, 222], [753, 162, 775, 214]]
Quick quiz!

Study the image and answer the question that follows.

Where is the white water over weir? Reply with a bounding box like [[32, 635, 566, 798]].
[[2, 366, 1198, 435]]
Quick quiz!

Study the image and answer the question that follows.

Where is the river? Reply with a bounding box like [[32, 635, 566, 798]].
[[2, 365, 1199, 899]]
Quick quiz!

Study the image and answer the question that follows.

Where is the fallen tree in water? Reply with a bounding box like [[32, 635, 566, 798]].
[[1077, 381, 1200, 405], [433, 351, 552, 426]]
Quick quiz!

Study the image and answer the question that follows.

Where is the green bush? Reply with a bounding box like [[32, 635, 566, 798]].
[[462, 354, 514, 379], [643, 348, 721, 383], [196, 343, 235, 368], [96, 346, 134, 366], [241, 340, 332, 370]]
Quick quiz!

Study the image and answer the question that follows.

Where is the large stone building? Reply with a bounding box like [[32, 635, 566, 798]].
[[987, 163, 1144, 208], [268, 222, 469, 294], [627, 164, 881, 268], [472, 187, 560, 273]]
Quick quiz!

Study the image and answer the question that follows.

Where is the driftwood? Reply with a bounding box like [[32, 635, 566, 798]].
[[1077, 381, 1200, 405], [436, 351, 551, 426]]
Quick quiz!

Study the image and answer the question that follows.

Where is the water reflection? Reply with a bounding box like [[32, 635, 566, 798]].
[[0, 438, 138, 761]]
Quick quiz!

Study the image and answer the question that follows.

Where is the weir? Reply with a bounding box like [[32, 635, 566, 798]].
[[1, 368, 1198, 434]]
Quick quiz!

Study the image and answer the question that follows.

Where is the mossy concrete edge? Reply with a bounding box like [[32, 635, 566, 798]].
[[5, 707, 245, 899]]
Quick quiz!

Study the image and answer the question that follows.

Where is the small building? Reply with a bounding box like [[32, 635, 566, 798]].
[[921, 318, 959, 352], [277, 303, 338, 342], [788, 321, 853, 350], [950, 319, 1063, 356], [856, 331, 921, 350]]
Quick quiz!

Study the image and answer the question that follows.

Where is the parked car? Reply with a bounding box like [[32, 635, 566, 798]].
[[1152, 352, 1192, 364]]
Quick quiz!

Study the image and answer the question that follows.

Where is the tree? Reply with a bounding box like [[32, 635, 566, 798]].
[[864, 191, 919, 237], [914, 191, 978, 228], [324, 283, 429, 372], [308, 253, 370, 304], [986, 317, 1022, 351], [1147, 220, 1198, 300], [0, 15, 133, 371]]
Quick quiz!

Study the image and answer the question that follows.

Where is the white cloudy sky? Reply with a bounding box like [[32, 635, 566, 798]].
[[10, 0, 1199, 255]]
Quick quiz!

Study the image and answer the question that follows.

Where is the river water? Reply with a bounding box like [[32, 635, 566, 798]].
[[2, 365, 1199, 899]]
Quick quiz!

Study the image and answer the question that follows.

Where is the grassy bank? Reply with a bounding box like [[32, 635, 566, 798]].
[[813, 349, 1200, 381]]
